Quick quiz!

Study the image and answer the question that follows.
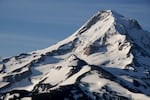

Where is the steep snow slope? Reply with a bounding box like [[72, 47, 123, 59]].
[[0, 10, 150, 100]]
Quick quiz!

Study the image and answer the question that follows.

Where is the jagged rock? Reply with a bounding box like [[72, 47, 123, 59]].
[[3, 67, 31, 83], [0, 10, 150, 100]]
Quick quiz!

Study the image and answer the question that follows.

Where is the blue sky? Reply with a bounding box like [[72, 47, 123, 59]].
[[0, 0, 150, 57]]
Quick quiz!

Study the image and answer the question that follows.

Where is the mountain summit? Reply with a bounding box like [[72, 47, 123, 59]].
[[0, 10, 150, 100]]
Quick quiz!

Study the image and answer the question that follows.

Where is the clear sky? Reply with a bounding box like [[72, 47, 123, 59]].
[[0, 0, 150, 57]]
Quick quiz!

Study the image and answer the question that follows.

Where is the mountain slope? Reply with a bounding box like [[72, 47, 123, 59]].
[[0, 10, 150, 100]]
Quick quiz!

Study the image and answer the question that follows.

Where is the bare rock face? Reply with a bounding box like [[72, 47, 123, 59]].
[[3, 68, 31, 83], [0, 10, 150, 100], [0, 64, 5, 73], [84, 45, 99, 55]]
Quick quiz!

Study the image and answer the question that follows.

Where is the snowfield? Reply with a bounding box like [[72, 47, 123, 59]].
[[0, 10, 150, 100]]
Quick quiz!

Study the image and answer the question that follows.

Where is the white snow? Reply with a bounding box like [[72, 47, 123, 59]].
[[21, 97, 31, 100], [60, 65, 91, 85], [81, 70, 150, 100], [0, 10, 150, 100]]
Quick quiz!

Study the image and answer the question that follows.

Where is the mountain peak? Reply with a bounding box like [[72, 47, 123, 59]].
[[0, 10, 150, 100], [96, 10, 122, 17], [76, 10, 142, 37]]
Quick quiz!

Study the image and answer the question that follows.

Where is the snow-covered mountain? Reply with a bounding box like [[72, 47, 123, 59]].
[[0, 10, 150, 100]]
